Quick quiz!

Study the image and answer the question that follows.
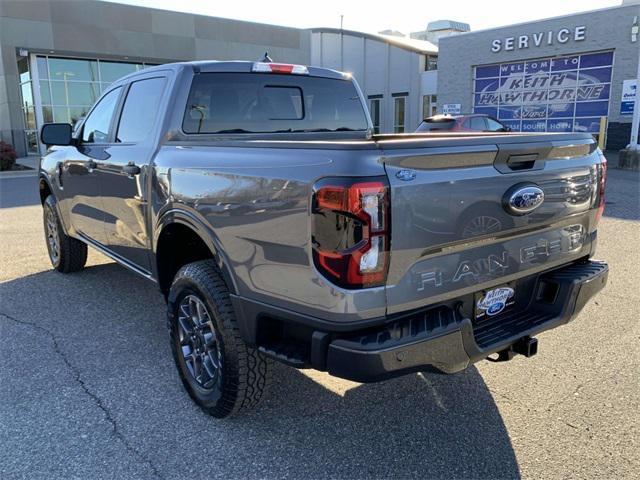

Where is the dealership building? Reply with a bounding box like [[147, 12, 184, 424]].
[[437, 1, 640, 150], [1, 0, 639, 156], [310, 28, 439, 134], [0, 0, 310, 156]]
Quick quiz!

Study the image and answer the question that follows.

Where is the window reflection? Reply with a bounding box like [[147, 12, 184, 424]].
[[99, 61, 142, 83], [48, 58, 99, 82]]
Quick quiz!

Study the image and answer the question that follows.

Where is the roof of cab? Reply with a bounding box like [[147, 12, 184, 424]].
[[113, 60, 351, 83]]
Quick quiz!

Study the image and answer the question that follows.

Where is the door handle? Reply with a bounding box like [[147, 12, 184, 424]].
[[87, 160, 97, 170], [123, 162, 141, 176]]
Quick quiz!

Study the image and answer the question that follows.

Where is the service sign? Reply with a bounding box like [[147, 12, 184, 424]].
[[621, 79, 637, 116], [442, 103, 461, 114], [473, 51, 613, 133]]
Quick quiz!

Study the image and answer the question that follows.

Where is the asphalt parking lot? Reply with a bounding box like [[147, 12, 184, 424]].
[[0, 167, 638, 479]]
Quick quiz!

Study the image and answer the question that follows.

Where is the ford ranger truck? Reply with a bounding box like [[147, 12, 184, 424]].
[[38, 61, 608, 418]]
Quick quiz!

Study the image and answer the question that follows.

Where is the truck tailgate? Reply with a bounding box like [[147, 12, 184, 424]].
[[379, 133, 602, 314]]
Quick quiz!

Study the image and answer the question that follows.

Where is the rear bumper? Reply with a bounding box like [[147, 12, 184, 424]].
[[326, 260, 608, 382], [232, 259, 608, 382]]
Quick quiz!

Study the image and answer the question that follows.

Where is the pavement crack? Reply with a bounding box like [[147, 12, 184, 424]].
[[0, 311, 164, 480], [487, 387, 517, 404]]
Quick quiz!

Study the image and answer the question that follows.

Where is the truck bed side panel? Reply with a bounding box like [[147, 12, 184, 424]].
[[152, 144, 388, 322]]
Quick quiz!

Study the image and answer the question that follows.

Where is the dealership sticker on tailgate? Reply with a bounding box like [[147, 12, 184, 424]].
[[476, 286, 515, 318]]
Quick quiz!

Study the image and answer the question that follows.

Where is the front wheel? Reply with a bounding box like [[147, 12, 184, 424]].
[[167, 260, 270, 418], [43, 195, 87, 273]]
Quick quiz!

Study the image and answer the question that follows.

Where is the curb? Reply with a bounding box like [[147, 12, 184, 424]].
[[0, 169, 37, 179]]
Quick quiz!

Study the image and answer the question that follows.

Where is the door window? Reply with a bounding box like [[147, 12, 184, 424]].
[[81, 87, 122, 143], [116, 77, 167, 143], [486, 117, 506, 131], [470, 116, 487, 130]]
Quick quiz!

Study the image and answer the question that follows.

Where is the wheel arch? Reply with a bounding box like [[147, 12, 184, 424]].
[[39, 175, 73, 236], [154, 209, 238, 297], [38, 176, 53, 206]]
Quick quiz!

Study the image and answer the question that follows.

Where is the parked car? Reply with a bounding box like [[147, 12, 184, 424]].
[[39, 60, 608, 418], [416, 113, 511, 132]]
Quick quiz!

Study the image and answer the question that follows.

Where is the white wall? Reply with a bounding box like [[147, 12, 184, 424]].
[[421, 70, 437, 95]]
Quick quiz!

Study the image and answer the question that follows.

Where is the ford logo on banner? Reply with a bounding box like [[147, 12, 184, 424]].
[[504, 184, 545, 215]]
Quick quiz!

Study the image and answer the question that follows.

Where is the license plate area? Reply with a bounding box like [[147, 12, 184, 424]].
[[474, 281, 517, 322]]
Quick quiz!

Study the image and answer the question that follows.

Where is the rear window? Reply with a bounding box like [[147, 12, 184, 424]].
[[182, 73, 368, 134], [416, 118, 455, 132]]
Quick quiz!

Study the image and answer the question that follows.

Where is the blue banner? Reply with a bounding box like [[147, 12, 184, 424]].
[[474, 51, 613, 133], [573, 117, 601, 133], [522, 120, 547, 132], [547, 119, 573, 132]]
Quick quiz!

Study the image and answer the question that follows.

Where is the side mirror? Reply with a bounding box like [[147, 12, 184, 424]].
[[41, 123, 73, 146], [502, 127, 512, 132]]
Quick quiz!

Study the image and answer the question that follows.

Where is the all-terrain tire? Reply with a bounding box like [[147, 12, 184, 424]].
[[167, 260, 271, 418], [43, 195, 88, 273]]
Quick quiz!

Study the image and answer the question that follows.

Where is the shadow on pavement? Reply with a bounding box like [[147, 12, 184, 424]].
[[0, 262, 520, 479]]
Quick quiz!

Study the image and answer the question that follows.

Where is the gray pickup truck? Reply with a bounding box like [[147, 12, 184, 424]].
[[39, 60, 608, 418]]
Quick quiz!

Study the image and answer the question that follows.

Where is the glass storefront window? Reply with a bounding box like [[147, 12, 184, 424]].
[[36, 57, 49, 79], [42, 106, 53, 123], [27, 55, 158, 154], [50, 81, 100, 106], [20, 82, 33, 108], [52, 106, 70, 123], [48, 58, 99, 82], [99, 61, 142, 83], [25, 131, 39, 154], [23, 107, 36, 129], [18, 58, 30, 83], [69, 106, 91, 126], [39, 81, 52, 104]]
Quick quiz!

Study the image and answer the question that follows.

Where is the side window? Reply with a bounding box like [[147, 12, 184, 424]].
[[81, 87, 122, 144], [116, 77, 167, 143], [470, 116, 487, 130], [486, 118, 505, 131], [393, 96, 406, 133], [369, 97, 381, 134]]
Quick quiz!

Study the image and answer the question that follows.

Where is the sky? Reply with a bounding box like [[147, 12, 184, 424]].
[[109, 0, 622, 35]]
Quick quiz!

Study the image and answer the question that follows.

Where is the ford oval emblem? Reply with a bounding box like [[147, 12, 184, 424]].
[[396, 169, 416, 181], [504, 184, 545, 215]]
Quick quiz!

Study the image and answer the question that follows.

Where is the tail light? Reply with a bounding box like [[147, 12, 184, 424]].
[[311, 177, 390, 289], [594, 151, 607, 225]]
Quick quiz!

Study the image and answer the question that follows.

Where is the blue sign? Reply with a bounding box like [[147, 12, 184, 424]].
[[621, 80, 636, 116], [474, 51, 613, 133]]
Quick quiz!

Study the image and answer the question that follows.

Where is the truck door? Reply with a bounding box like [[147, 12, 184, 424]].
[[94, 75, 168, 274], [62, 86, 123, 245]]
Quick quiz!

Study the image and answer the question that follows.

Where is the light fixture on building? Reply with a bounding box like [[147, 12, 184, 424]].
[[18, 48, 28, 57]]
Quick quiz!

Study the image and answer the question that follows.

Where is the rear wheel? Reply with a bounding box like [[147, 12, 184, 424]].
[[43, 195, 87, 273], [167, 260, 270, 418]]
